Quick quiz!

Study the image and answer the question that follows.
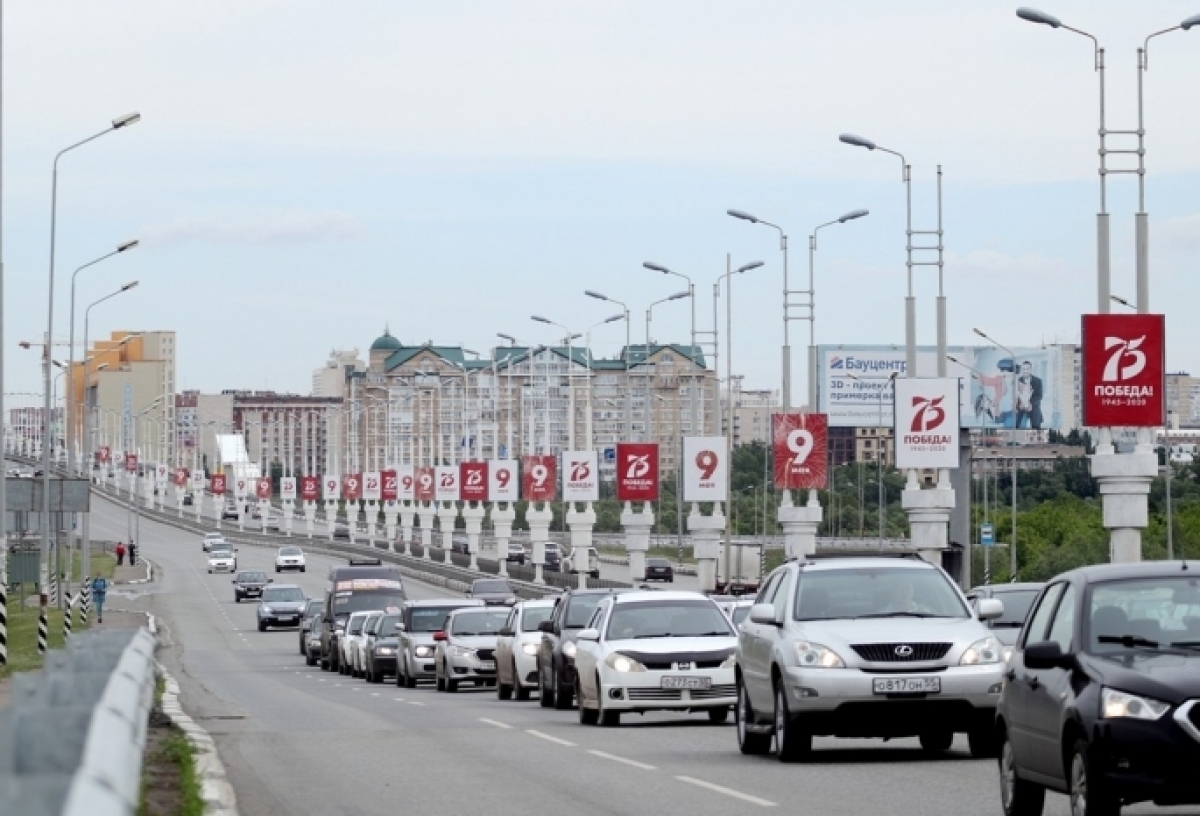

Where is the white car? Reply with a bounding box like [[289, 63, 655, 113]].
[[496, 599, 556, 701], [573, 590, 739, 727], [713, 597, 756, 629], [207, 548, 237, 574], [345, 611, 383, 678], [202, 532, 226, 552], [275, 546, 306, 573], [339, 611, 374, 677]]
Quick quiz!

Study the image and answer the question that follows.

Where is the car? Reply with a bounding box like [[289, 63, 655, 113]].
[[221, 501, 240, 520], [467, 578, 517, 606], [967, 582, 1045, 661], [257, 584, 307, 631], [543, 544, 563, 573], [338, 611, 374, 676], [564, 546, 601, 579], [734, 555, 1007, 761], [395, 599, 485, 688], [320, 559, 406, 673], [299, 599, 325, 658], [713, 597, 756, 628], [264, 514, 282, 532], [362, 612, 401, 684], [505, 541, 527, 565], [232, 570, 271, 602], [574, 590, 738, 726], [275, 546, 307, 573], [434, 606, 510, 692], [345, 611, 383, 677], [202, 532, 226, 553], [311, 615, 336, 669], [207, 547, 238, 574], [644, 557, 675, 583], [538, 588, 632, 710], [182, 493, 194, 506], [333, 521, 350, 539], [496, 599, 557, 701], [997, 562, 1200, 816], [451, 534, 470, 555]]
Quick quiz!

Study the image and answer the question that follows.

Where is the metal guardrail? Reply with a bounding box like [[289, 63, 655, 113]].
[[0, 627, 157, 816]]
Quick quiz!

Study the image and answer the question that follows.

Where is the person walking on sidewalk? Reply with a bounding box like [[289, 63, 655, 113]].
[[129, 541, 138, 566], [90, 575, 109, 624], [115, 541, 126, 566]]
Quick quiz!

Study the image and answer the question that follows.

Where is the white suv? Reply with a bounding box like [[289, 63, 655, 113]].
[[734, 555, 1005, 761]]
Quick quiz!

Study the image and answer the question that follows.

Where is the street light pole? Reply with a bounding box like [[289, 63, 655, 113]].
[[584, 290, 631, 440], [643, 263, 698, 438], [974, 328, 1020, 580]]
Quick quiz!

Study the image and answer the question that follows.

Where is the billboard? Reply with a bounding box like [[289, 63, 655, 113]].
[[460, 461, 489, 502], [362, 471, 382, 501], [125, 453, 138, 474], [682, 436, 728, 502], [342, 473, 362, 502], [894, 378, 961, 469], [435, 466, 459, 502], [1081, 314, 1165, 427], [381, 469, 399, 501], [395, 466, 415, 501], [255, 477, 273, 500], [210, 473, 226, 495], [616, 443, 659, 502], [819, 344, 1069, 431], [415, 467, 435, 501], [301, 475, 320, 502], [97, 445, 111, 463], [562, 451, 599, 502], [173, 467, 188, 487], [191, 470, 206, 491], [281, 477, 297, 500], [522, 455, 556, 502], [490, 459, 519, 502], [323, 474, 340, 501], [772, 414, 828, 490]]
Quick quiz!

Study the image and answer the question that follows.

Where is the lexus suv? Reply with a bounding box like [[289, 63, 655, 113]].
[[734, 555, 1006, 761]]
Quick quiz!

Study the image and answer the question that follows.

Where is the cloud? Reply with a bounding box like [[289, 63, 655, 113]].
[[1158, 213, 1200, 252], [143, 211, 369, 247]]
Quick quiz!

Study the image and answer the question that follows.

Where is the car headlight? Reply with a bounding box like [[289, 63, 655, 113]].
[[1102, 687, 1170, 721], [449, 645, 476, 659], [414, 645, 434, 658], [521, 641, 539, 656], [1002, 645, 1013, 664], [794, 641, 845, 669], [720, 654, 737, 669], [261, 605, 274, 614], [562, 641, 577, 659], [960, 637, 1003, 666], [376, 647, 396, 656], [605, 653, 646, 673]]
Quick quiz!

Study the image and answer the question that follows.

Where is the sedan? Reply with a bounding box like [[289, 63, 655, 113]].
[[434, 607, 510, 692], [967, 582, 1044, 661], [395, 599, 485, 688], [202, 532, 226, 552], [644, 558, 675, 583], [467, 578, 516, 606], [338, 611, 373, 676], [299, 599, 325, 657], [256, 584, 307, 631], [574, 590, 738, 727], [208, 548, 237, 574], [275, 546, 307, 573], [505, 541, 527, 565], [221, 502, 240, 521], [496, 599, 555, 701], [363, 612, 401, 683], [232, 570, 270, 602]]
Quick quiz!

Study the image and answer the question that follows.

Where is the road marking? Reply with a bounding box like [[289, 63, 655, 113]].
[[408, 701, 424, 706], [352, 688, 361, 692], [526, 730, 576, 747], [479, 718, 512, 730], [588, 750, 655, 770], [675, 777, 776, 807], [371, 693, 380, 697], [393, 698, 405, 702]]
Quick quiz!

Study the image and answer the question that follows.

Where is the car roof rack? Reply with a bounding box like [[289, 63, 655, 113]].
[[347, 557, 383, 566], [799, 550, 923, 562]]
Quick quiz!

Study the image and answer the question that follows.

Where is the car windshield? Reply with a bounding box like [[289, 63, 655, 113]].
[[305, 601, 325, 616], [473, 580, 512, 594], [794, 567, 969, 620], [409, 606, 463, 633], [521, 606, 554, 632], [279, 547, 302, 556], [332, 591, 407, 616], [607, 600, 735, 640], [237, 572, 266, 582], [731, 605, 752, 626], [647, 559, 670, 567], [347, 616, 366, 635], [212, 550, 234, 558], [450, 610, 509, 636], [1088, 576, 1200, 654], [263, 587, 304, 602], [986, 589, 1040, 629], [565, 594, 606, 628], [378, 614, 400, 633]]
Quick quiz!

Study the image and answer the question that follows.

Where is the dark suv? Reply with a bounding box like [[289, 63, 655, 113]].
[[233, 570, 271, 602], [537, 588, 630, 710]]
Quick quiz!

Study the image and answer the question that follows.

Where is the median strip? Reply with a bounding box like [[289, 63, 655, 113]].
[[675, 776, 776, 807]]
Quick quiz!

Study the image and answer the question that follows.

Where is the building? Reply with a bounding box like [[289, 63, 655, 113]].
[[313, 348, 364, 398], [854, 427, 894, 466], [972, 443, 1087, 474], [720, 383, 778, 448], [1166, 372, 1200, 424]]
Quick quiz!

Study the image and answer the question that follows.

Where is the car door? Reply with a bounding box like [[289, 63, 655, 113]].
[[1026, 582, 1077, 781], [498, 607, 518, 684], [1006, 582, 1065, 770], [539, 597, 564, 686], [740, 570, 782, 711], [577, 602, 609, 703]]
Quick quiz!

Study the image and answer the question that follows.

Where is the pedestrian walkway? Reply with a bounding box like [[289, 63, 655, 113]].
[[114, 559, 153, 585]]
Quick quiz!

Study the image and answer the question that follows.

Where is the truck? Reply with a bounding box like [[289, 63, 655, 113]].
[[716, 540, 764, 595]]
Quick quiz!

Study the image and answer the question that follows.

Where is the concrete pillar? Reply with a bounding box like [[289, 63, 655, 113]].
[[383, 500, 399, 550], [365, 500, 379, 541], [777, 489, 822, 560], [399, 500, 416, 554], [527, 502, 553, 585], [1091, 428, 1156, 563], [567, 501, 597, 589], [492, 503, 515, 577], [437, 501, 458, 563], [621, 501, 655, 584], [175, 489, 185, 518], [462, 502, 486, 570], [324, 499, 338, 540], [688, 502, 726, 593], [901, 469, 955, 565], [303, 501, 317, 539], [282, 500, 295, 536], [416, 502, 437, 558]]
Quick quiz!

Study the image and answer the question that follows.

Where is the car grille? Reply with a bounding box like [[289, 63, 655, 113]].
[[689, 684, 737, 700], [850, 643, 952, 662], [476, 648, 496, 661], [627, 688, 683, 701]]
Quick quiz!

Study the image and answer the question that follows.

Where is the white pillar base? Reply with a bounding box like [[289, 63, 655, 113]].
[[527, 503, 553, 585], [383, 502, 399, 550], [688, 502, 726, 593], [417, 503, 437, 557], [777, 489, 822, 560], [303, 502, 317, 538], [462, 502, 486, 570], [437, 502, 458, 563], [400, 501, 416, 554], [1091, 431, 1156, 564], [324, 500, 338, 540], [492, 503, 516, 577], [901, 469, 955, 565], [567, 502, 597, 588], [621, 501, 655, 584]]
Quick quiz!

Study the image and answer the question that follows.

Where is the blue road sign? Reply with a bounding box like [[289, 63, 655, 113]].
[[981, 522, 994, 547]]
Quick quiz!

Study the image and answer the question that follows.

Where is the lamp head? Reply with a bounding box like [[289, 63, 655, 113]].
[[1183, 12, 1200, 30], [531, 315, 551, 325], [584, 290, 608, 302], [839, 209, 869, 222], [121, 281, 139, 292], [972, 327, 988, 339], [736, 261, 765, 274], [1016, 7, 1062, 28], [112, 112, 142, 129], [839, 133, 876, 150], [497, 333, 517, 344], [643, 262, 670, 273], [605, 313, 625, 324], [668, 290, 691, 301], [117, 239, 139, 252], [726, 209, 759, 223]]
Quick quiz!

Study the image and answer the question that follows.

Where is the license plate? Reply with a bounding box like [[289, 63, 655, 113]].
[[872, 677, 941, 695], [661, 676, 712, 690], [478, 661, 495, 670], [282, 616, 297, 622]]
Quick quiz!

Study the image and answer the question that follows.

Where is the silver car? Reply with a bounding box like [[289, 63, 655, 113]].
[[257, 584, 307, 631], [394, 599, 484, 688], [735, 556, 1006, 761], [434, 607, 510, 693]]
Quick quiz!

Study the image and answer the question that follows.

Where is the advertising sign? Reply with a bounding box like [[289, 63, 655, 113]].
[[562, 450, 599, 502], [301, 475, 320, 502], [460, 461, 489, 502], [255, 477, 272, 500], [281, 477, 297, 500], [522, 455, 557, 502], [322, 474, 340, 501], [234, 477, 249, 498], [211, 473, 227, 495], [415, 467, 435, 501], [397, 465, 416, 501], [362, 471, 382, 501], [1081, 313, 1166, 427], [616, 443, 659, 502], [490, 459, 518, 502], [191, 470, 205, 491], [682, 436, 728, 501], [97, 445, 111, 463], [381, 469, 399, 501], [772, 414, 828, 490], [435, 466, 459, 502], [125, 453, 138, 474], [173, 467, 188, 487], [343, 473, 362, 502], [155, 464, 168, 485], [894, 378, 961, 469]]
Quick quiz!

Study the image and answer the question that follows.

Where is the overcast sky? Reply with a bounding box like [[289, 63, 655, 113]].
[[5, 1, 1200, 407]]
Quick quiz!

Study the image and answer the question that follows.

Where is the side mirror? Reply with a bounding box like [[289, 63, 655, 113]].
[[231, 580, 236, 584], [499, 627, 514, 637], [577, 628, 600, 642], [432, 631, 447, 642], [1024, 640, 1074, 671], [538, 620, 555, 634], [394, 621, 405, 632], [748, 603, 779, 626], [268, 578, 274, 583], [977, 598, 1003, 621]]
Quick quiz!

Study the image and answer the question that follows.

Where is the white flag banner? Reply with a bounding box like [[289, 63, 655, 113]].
[[561, 450, 599, 502], [323, 473, 340, 501], [435, 465, 459, 502], [155, 463, 168, 485], [489, 459, 518, 502], [682, 436, 728, 502], [396, 464, 415, 501], [191, 470, 205, 490], [280, 477, 297, 500], [893, 377, 961, 469], [234, 477, 249, 498], [362, 471, 382, 501]]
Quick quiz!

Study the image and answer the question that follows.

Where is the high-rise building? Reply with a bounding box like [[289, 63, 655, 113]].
[[313, 348, 364, 397], [1166, 372, 1200, 424]]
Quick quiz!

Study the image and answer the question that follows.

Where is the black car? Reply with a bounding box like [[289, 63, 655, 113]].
[[257, 584, 307, 631], [998, 561, 1200, 816], [537, 588, 630, 710], [543, 544, 562, 573], [644, 557, 674, 583], [233, 570, 271, 602], [968, 582, 1044, 656], [300, 599, 325, 658], [182, 493, 194, 506], [451, 534, 470, 555], [467, 579, 517, 606], [363, 612, 401, 683]]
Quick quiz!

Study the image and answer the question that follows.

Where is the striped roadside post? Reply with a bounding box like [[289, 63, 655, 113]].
[[78, 576, 90, 628], [0, 573, 7, 667], [48, 573, 58, 607], [62, 593, 74, 641], [36, 606, 48, 655]]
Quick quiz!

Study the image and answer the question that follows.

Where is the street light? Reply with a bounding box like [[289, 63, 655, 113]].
[[584, 313, 626, 451], [585, 290, 632, 439], [973, 327, 1020, 580], [643, 262, 701, 438], [1110, 293, 1136, 310], [807, 209, 869, 408]]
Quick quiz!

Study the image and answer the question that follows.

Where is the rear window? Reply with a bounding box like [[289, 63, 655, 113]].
[[280, 547, 302, 556], [238, 572, 266, 582], [647, 559, 670, 567], [565, 594, 606, 628], [473, 580, 512, 594], [263, 587, 304, 602], [449, 610, 509, 636], [409, 607, 462, 633]]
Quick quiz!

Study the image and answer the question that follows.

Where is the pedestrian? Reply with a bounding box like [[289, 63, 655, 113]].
[[90, 575, 108, 624], [115, 541, 126, 566], [129, 542, 138, 566]]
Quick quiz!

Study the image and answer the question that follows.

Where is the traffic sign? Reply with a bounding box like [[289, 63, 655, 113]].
[[981, 522, 994, 547]]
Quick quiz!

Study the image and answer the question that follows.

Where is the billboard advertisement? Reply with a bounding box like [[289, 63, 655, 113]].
[[772, 414, 828, 490], [97, 445, 111, 463], [210, 473, 226, 495], [342, 473, 362, 502], [460, 461, 489, 502], [301, 475, 320, 502], [173, 467, 188, 487], [819, 344, 1069, 431], [682, 436, 728, 502], [125, 453, 138, 474], [381, 469, 399, 501], [191, 470, 205, 491], [1081, 313, 1165, 427], [562, 451, 599, 502], [616, 443, 659, 502], [234, 476, 249, 498], [362, 471, 381, 501], [322, 474, 339, 501], [255, 477, 273, 500], [415, 467, 435, 501], [281, 477, 297, 500], [522, 455, 556, 502], [396, 466, 416, 501], [490, 460, 519, 502], [435, 466, 459, 502], [894, 378, 962, 469]]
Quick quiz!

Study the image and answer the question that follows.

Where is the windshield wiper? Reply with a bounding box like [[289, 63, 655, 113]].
[[854, 611, 940, 619], [990, 621, 1025, 628], [1168, 640, 1200, 651], [1099, 635, 1162, 649]]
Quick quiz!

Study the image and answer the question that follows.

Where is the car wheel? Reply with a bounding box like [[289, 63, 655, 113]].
[[578, 679, 599, 725], [736, 678, 771, 755], [395, 660, 406, 687], [598, 697, 620, 728], [301, 566, 306, 573], [320, 656, 330, 671], [920, 731, 954, 753], [708, 707, 730, 724], [539, 666, 556, 708], [1069, 738, 1118, 816], [275, 567, 280, 573], [257, 621, 267, 632], [498, 676, 513, 701], [553, 668, 574, 710], [773, 681, 811, 762], [969, 719, 1002, 759], [436, 665, 446, 692], [446, 664, 459, 693], [306, 650, 317, 667], [999, 728, 1046, 816]]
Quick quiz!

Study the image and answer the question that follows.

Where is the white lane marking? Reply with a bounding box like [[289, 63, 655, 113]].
[[352, 688, 361, 692], [408, 702, 424, 706], [479, 718, 512, 730], [588, 750, 655, 770], [371, 693, 380, 697], [675, 777, 777, 807], [525, 730, 576, 747], [393, 697, 405, 702]]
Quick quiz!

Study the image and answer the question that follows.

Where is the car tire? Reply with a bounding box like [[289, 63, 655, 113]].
[[736, 679, 771, 755], [436, 669, 446, 692], [258, 621, 267, 632], [598, 699, 620, 728], [539, 667, 556, 708], [969, 720, 1002, 759], [999, 728, 1046, 816], [275, 567, 280, 573], [306, 650, 317, 667], [395, 660, 406, 687], [773, 681, 811, 763], [920, 731, 954, 753], [553, 668, 574, 710], [578, 679, 599, 725], [1069, 737, 1118, 816], [498, 676, 513, 701], [708, 707, 730, 724], [301, 566, 306, 572], [446, 665, 458, 693]]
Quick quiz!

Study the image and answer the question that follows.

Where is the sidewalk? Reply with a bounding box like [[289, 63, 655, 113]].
[[114, 558, 154, 584]]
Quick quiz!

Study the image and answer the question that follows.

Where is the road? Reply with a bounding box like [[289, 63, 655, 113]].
[[84, 493, 1188, 816]]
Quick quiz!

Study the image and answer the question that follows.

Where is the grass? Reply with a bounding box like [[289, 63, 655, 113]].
[[0, 602, 90, 679], [138, 726, 204, 816], [598, 544, 697, 563], [65, 552, 117, 582]]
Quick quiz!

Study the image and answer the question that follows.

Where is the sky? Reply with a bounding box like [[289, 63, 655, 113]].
[[4, 1, 1200, 409]]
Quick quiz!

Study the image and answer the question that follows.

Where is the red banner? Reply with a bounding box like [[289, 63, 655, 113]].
[[773, 413, 828, 490], [255, 477, 273, 499], [460, 461, 489, 502], [522, 455, 557, 502], [616, 443, 659, 502], [1082, 313, 1165, 427], [211, 473, 227, 495], [343, 473, 363, 501], [125, 453, 138, 474], [381, 469, 398, 501], [415, 467, 436, 502], [173, 467, 188, 487], [300, 475, 320, 501], [97, 446, 111, 463]]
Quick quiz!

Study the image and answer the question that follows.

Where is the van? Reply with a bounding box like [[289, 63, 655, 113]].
[[319, 558, 406, 672]]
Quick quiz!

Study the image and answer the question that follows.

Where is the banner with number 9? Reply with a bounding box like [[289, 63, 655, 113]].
[[682, 436, 728, 501], [489, 460, 518, 502]]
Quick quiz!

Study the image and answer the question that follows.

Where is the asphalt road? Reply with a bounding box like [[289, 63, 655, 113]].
[[84, 493, 1191, 816]]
